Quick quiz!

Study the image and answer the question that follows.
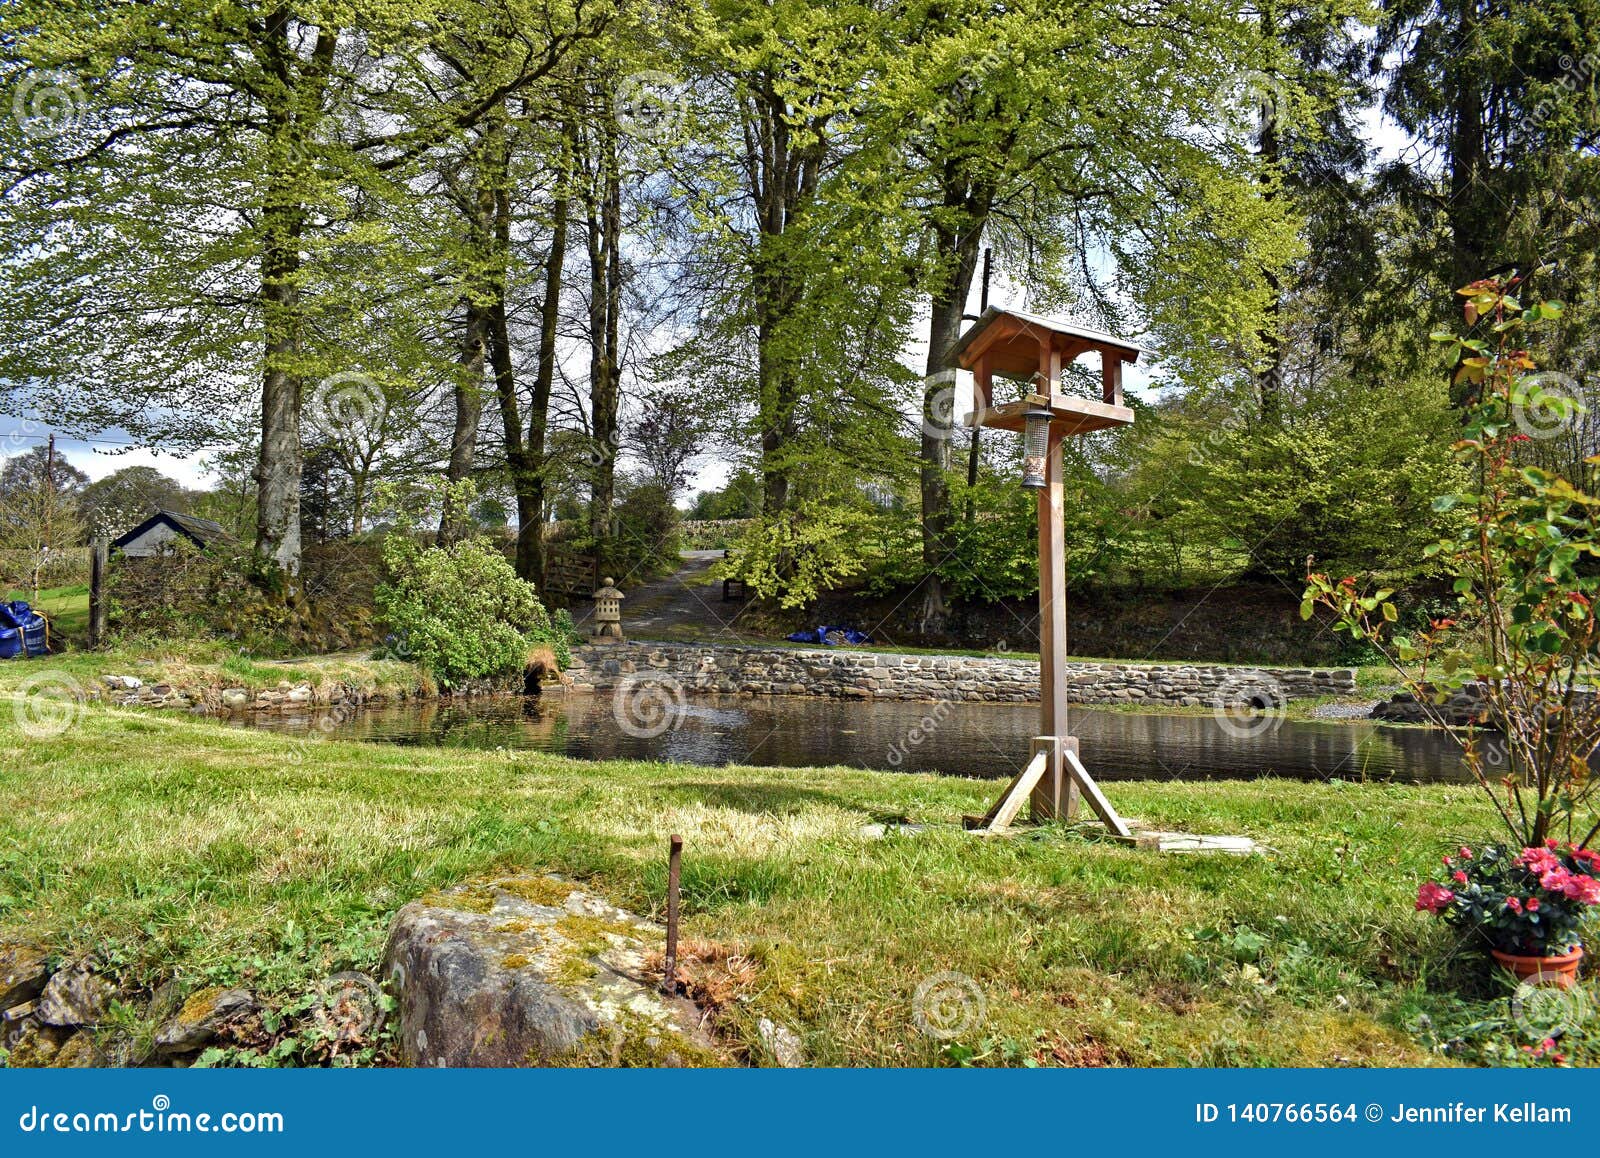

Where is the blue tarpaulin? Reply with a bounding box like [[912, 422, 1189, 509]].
[[0, 601, 50, 658], [785, 625, 870, 646]]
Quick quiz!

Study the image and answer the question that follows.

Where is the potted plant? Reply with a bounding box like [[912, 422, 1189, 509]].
[[1417, 842, 1600, 988]]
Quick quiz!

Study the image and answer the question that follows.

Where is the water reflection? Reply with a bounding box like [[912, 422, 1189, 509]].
[[236, 693, 1478, 784]]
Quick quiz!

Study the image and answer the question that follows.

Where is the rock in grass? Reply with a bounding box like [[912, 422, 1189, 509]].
[[0, 941, 50, 1010], [51, 1031, 99, 1067], [383, 874, 724, 1068], [757, 1018, 805, 1067], [37, 964, 114, 1028], [153, 988, 257, 1055]]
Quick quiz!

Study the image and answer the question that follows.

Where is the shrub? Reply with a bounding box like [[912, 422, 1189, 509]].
[[1416, 842, 1600, 956], [1308, 277, 1600, 848], [375, 535, 559, 688]]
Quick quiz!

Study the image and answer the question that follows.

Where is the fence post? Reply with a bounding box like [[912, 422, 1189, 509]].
[[88, 537, 109, 650]]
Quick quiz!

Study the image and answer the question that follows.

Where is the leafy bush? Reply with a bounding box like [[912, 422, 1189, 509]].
[[1309, 277, 1600, 847], [375, 535, 559, 688], [720, 500, 875, 609], [612, 480, 682, 578]]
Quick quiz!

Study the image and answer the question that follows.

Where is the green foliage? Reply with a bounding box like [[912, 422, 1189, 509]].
[[1307, 278, 1600, 848], [374, 534, 556, 688], [721, 500, 877, 609], [687, 469, 762, 521], [611, 481, 682, 580]]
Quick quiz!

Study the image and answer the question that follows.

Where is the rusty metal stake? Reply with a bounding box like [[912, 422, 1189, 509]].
[[662, 834, 683, 996]]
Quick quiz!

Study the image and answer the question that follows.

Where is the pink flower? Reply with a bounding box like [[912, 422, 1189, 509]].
[[1507, 897, 1523, 914], [1560, 875, 1600, 905], [1460, 846, 1474, 860], [1525, 897, 1540, 912], [1452, 871, 1468, 884], [1417, 882, 1456, 913], [1443, 854, 1455, 867], [1517, 847, 1562, 875]]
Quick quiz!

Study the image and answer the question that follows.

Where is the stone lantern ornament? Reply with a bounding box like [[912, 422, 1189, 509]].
[[590, 577, 625, 644]]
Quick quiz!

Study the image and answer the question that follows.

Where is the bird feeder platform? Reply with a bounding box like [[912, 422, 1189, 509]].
[[965, 391, 1133, 436]]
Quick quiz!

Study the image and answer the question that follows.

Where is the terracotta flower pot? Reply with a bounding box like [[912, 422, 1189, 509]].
[[1491, 945, 1583, 990]]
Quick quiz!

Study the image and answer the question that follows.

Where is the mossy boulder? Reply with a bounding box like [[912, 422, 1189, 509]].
[[0, 941, 50, 1010], [153, 987, 257, 1056], [37, 964, 113, 1028], [383, 874, 725, 1068]]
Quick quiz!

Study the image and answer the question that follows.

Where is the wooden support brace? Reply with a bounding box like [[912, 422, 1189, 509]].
[[1062, 747, 1134, 840], [968, 739, 1052, 834]]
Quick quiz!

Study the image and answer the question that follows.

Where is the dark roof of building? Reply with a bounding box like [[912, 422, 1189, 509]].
[[112, 509, 232, 550], [948, 306, 1144, 364]]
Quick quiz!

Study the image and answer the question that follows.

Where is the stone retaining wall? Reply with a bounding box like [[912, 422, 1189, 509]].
[[566, 643, 1355, 706]]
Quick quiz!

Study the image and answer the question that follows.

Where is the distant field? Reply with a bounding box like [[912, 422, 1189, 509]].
[[0, 583, 90, 638]]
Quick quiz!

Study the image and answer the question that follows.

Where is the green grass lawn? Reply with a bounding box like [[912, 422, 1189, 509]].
[[1, 583, 90, 638], [2, 698, 1586, 1068]]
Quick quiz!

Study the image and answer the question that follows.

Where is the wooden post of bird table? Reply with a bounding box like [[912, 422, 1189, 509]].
[[1034, 420, 1078, 821], [952, 308, 1139, 828]]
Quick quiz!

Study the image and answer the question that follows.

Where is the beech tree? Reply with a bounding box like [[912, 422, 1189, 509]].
[[0, 0, 609, 590]]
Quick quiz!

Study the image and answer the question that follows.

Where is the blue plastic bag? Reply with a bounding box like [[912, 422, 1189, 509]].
[[4, 602, 49, 656], [785, 625, 869, 646]]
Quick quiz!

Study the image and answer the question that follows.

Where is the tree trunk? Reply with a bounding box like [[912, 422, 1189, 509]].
[[439, 300, 488, 544], [746, 79, 824, 520], [255, 183, 305, 587], [251, 15, 336, 590], [1255, 48, 1284, 424], [584, 106, 622, 569], [516, 171, 569, 590], [439, 122, 502, 545], [917, 209, 987, 635]]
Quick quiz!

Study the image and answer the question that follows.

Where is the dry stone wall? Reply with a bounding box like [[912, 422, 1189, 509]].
[[566, 643, 1355, 706]]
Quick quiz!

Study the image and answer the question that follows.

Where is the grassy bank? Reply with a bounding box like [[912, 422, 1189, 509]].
[[0, 641, 433, 703], [3, 699, 1585, 1068]]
